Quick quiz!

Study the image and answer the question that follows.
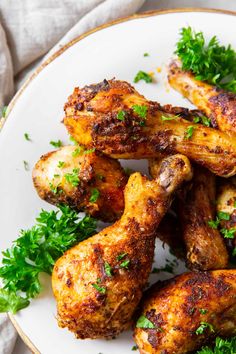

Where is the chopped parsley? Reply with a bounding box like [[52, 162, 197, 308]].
[[161, 115, 178, 121], [117, 252, 127, 261], [89, 188, 100, 203], [104, 262, 112, 277], [64, 168, 80, 187], [196, 322, 214, 335], [92, 282, 106, 294], [0, 205, 96, 312], [184, 125, 195, 140], [218, 211, 230, 220], [193, 115, 211, 127], [120, 259, 130, 269], [1, 106, 7, 118], [132, 105, 148, 119], [49, 182, 60, 194], [23, 160, 29, 171], [197, 336, 236, 354], [208, 219, 220, 229], [136, 315, 155, 329], [143, 53, 149, 57], [84, 148, 95, 154], [117, 110, 126, 121], [72, 146, 83, 156], [57, 161, 65, 168], [199, 308, 208, 315], [134, 70, 153, 83], [176, 27, 236, 92], [69, 135, 78, 145], [131, 345, 138, 351], [50, 140, 63, 148], [24, 133, 31, 141], [220, 227, 236, 239]]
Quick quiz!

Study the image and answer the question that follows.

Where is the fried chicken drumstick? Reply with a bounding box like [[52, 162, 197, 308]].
[[63, 79, 236, 177], [168, 59, 236, 136], [33, 146, 127, 222], [52, 154, 192, 339], [134, 270, 236, 354]]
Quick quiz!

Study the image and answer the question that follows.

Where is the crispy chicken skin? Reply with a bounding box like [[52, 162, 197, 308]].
[[52, 154, 192, 339], [134, 270, 236, 354], [217, 178, 236, 248], [178, 166, 228, 270], [63, 79, 236, 177], [32, 146, 127, 222], [168, 59, 236, 136]]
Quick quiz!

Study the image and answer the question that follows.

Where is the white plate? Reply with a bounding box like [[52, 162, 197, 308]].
[[1, 9, 236, 354]]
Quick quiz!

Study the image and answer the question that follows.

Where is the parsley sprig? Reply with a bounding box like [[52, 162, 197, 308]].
[[0, 205, 96, 313], [197, 336, 236, 354], [176, 27, 236, 92]]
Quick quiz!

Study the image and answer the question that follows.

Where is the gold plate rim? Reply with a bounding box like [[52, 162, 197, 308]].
[[4, 7, 236, 354]]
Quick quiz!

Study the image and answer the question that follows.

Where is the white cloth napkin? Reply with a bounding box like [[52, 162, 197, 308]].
[[0, 1, 145, 352]]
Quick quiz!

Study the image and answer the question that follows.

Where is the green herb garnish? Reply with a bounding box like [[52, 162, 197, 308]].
[[64, 168, 80, 187], [208, 219, 220, 229], [197, 336, 236, 354], [120, 259, 130, 269], [184, 125, 195, 140], [117, 110, 126, 121], [23, 160, 29, 171], [89, 188, 100, 203], [50, 140, 63, 148], [218, 211, 230, 220], [117, 252, 127, 261], [69, 136, 78, 145], [143, 53, 149, 57], [131, 345, 138, 351], [199, 308, 208, 315], [134, 71, 152, 83], [193, 116, 211, 127], [24, 133, 31, 141], [161, 115, 178, 121], [136, 315, 155, 329], [220, 228, 236, 239], [196, 322, 214, 335], [132, 105, 148, 119], [104, 262, 112, 277], [1, 106, 7, 118], [57, 161, 65, 168], [92, 282, 106, 294], [0, 205, 96, 312], [176, 27, 236, 92], [49, 182, 60, 194]]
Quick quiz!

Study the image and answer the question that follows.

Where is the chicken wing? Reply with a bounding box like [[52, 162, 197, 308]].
[[32, 146, 127, 222], [168, 59, 236, 136], [134, 270, 236, 354], [63, 79, 236, 177], [52, 154, 192, 339], [149, 160, 228, 270]]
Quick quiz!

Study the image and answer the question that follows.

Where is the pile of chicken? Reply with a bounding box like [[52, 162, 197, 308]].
[[33, 61, 236, 353]]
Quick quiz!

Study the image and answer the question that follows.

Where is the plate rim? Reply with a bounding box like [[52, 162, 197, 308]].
[[4, 7, 236, 354]]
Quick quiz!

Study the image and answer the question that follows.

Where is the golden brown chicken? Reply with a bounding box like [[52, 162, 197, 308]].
[[52, 154, 192, 339], [217, 178, 236, 250], [149, 160, 228, 270], [32, 146, 127, 222], [63, 79, 236, 177], [134, 270, 236, 354], [168, 59, 236, 136]]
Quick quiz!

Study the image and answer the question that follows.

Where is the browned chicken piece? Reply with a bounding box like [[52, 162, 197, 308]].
[[217, 177, 236, 250], [63, 79, 236, 177], [150, 160, 228, 270], [52, 154, 192, 339], [134, 270, 236, 354], [168, 59, 236, 136], [177, 166, 228, 270], [32, 146, 127, 222]]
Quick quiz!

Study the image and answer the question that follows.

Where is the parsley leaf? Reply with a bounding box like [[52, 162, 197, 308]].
[[132, 105, 148, 119], [0, 205, 96, 311], [143, 53, 149, 57], [196, 322, 214, 335], [132, 345, 138, 350], [134, 71, 153, 83], [197, 336, 236, 354], [199, 308, 208, 314], [64, 168, 80, 187], [117, 110, 126, 121], [217, 211, 230, 220], [220, 228, 236, 239], [117, 252, 127, 261], [0, 289, 29, 314], [120, 259, 130, 269], [161, 115, 178, 121], [136, 315, 155, 329], [24, 133, 31, 141], [176, 27, 236, 92], [89, 188, 100, 203], [57, 161, 65, 168], [208, 218, 220, 229], [92, 282, 106, 294], [104, 262, 112, 277], [50, 140, 63, 148], [184, 126, 195, 140]]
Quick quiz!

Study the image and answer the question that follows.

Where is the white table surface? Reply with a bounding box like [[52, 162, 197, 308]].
[[12, 1, 236, 353]]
